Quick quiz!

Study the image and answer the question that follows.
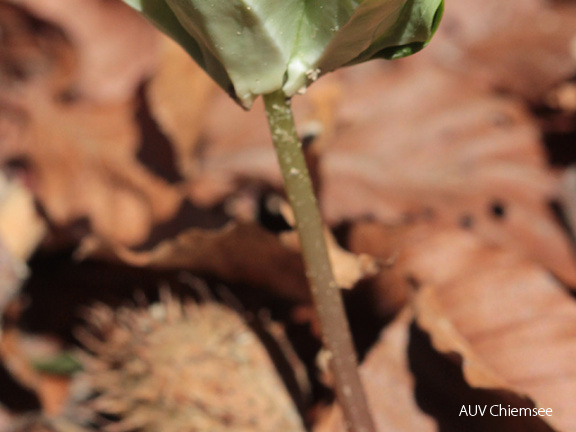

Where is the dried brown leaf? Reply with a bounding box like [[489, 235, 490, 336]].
[[186, 94, 279, 206], [5, 0, 159, 103], [423, 0, 576, 101], [279, 228, 379, 291], [0, 4, 217, 246], [275, 197, 379, 290], [319, 62, 576, 285], [0, 95, 182, 245], [145, 37, 217, 179], [345, 222, 445, 316], [399, 227, 576, 432], [78, 223, 310, 302], [184, 78, 338, 206], [184, 55, 576, 284]]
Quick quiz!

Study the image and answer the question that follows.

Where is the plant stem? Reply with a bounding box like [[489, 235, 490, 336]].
[[263, 90, 376, 432]]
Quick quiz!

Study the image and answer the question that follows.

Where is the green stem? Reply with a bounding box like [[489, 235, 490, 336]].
[[263, 90, 376, 432]]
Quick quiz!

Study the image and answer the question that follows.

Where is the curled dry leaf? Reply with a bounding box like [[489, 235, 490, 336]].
[[274, 196, 379, 290], [78, 223, 310, 302], [79, 192, 377, 299], [370, 223, 576, 431], [0, 2, 74, 100], [315, 310, 437, 432], [82, 213, 377, 301], [279, 228, 378, 291]]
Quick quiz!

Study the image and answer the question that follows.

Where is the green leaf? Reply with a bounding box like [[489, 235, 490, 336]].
[[32, 351, 83, 376], [124, 0, 443, 108]]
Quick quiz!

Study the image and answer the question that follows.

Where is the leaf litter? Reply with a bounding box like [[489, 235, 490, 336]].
[[0, 0, 576, 431]]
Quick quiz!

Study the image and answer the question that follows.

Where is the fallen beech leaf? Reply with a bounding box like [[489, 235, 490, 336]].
[[0, 4, 218, 246], [421, 0, 576, 102], [7, 0, 159, 103], [401, 228, 576, 432], [78, 223, 310, 302], [185, 56, 576, 284], [315, 310, 438, 432], [185, 94, 279, 207], [345, 222, 573, 430], [0, 95, 182, 245], [320, 62, 576, 285], [345, 222, 447, 317], [183, 76, 340, 207], [0, 1, 75, 101], [145, 37, 217, 179]]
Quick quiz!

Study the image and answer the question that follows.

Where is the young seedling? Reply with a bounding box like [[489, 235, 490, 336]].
[[121, 2, 443, 431]]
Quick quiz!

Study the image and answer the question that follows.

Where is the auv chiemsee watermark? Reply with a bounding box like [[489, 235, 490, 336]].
[[460, 405, 552, 417]]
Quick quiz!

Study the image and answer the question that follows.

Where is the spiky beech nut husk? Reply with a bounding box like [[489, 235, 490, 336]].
[[75, 295, 305, 432], [9, 420, 56, 432], [8, 415, 81, 432], [122, 0, 444, 108], [9, 423, 58, 432]]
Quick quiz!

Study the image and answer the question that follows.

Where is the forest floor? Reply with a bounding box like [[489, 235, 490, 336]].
[[1, 1, 576, 431]]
